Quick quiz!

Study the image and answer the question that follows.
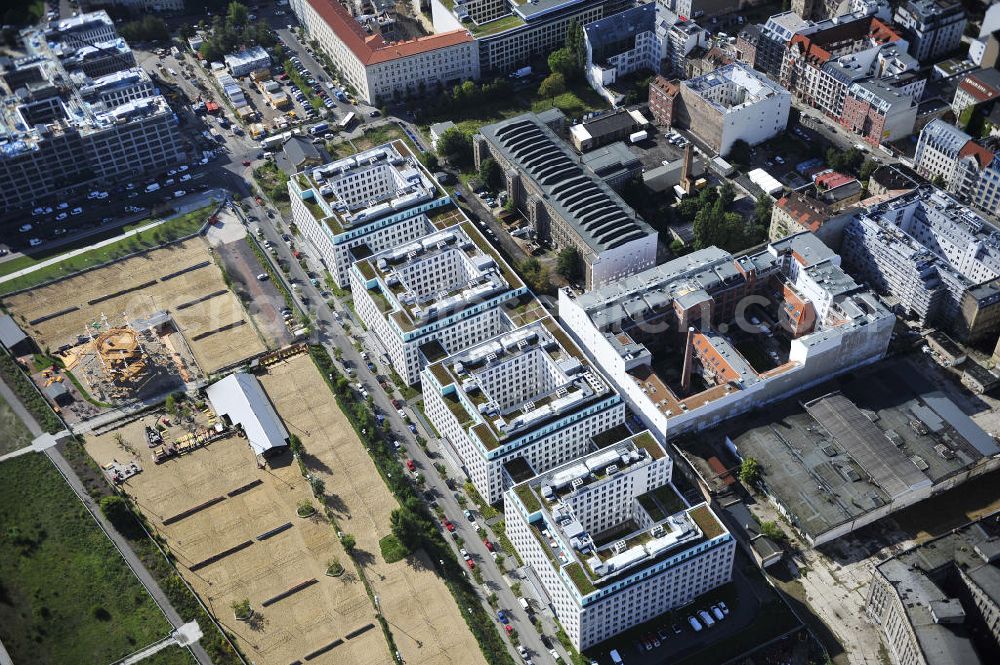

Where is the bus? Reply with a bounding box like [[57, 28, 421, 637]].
[[338, 112, 356, 130]]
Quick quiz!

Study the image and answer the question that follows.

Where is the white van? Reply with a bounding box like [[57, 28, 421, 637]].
[[698, 609, 715, 627], [688, 615, 703, 632], [145, 182, 161, 193], [609, 649, 624, 664]]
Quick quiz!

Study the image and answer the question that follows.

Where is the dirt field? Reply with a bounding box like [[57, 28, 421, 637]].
[[87, 418, 390, 665], [3, 238, 265, 374], [258, 355, 486, 665]]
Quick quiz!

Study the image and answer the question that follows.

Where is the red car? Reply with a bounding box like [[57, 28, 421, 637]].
[[504, 624, 514, 635], [483, 539, 495, 552], [466, 559, 475, 569], [443, 519, 455, 532], [391, 398, 403, 409], [406, 459, 416, 472], [242, 160, 251, 166]]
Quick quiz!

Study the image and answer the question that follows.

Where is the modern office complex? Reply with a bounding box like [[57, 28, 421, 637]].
[[841, 186, 1000, 343], [893, 0, 967, 63], [430, 0, 629, 76], [350, 221, 527, 385], [669, 62, 791, 156], [422, 317, 625, 503], [559, 232, 894, 439], [474, 113, 657, 288], [867, 513, 1000, 664], [290, 0, 479, 103], [288, 141, 449, 287], [0, 11, 185, 211], [726, 359, 1000, 546], [505, 432, 735, 649]]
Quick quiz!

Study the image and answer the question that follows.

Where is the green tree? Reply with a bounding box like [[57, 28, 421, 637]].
[[99, 495, 140, 538], [738, 456, 761, 487], [231, 598, 252, 619], [538, 72, 567, 98], [341, 533, 357, 553], [754, 193, 773, 226], [726, 139, 751, 165], [932, 173, 947, 188], [390, 504, 430, 552], [519, 258, 552, 294], [227, 1, 249, 27], [565, 20, 586, 75], [165, 393, 176, 416], [288, 434, 303, 457], [548, 48, 576, 80], [556, 247, 582, 281], [759, 520, 788, 542], [309, 476, 326, 498], [425, 153, 440, 171], [858, 159, 878, 183], [437, 128, 473, 170], [479, 157, 503, 192]]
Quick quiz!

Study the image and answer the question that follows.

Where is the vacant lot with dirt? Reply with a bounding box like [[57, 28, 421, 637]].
[[3, 238, 265, 374], [87, 420, 390, 665], [259, 355, 485, 665]]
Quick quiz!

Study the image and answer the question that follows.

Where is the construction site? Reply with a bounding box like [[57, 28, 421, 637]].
[[2, 238, 267, 418]]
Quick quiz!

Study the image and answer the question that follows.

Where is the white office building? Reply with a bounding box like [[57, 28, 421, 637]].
[[224, 46, 271, 77], [422, 317, 625, 504], [559, 232, 894, 439], [506, 432, 735, 650], [288, 141, 449, 287], [675, 63, 791, 157], [350, 221, 527, 385], [290, 0, 479, 104]]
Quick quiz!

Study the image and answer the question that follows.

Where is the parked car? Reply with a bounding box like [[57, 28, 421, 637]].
[[463, 509, 474, 522], [18, 224, 32, 232], [71, 207, 83, 215], [442, 519, 455, 532], [29, 238, 42, 247], [406, 459, 416, 472]]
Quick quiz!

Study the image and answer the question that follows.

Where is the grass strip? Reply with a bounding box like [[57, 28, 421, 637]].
[[0, 351, 63, 433]]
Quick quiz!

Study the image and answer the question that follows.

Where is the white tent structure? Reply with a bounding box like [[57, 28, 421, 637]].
[[206, 373, 289, 456]]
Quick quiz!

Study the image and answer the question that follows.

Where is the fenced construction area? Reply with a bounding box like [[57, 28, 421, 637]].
[[86, 421, 390, 665], [258, 355, 486, 665], [3, 237, 265, 375]]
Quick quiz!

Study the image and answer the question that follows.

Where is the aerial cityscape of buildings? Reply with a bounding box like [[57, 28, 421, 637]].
[[3, 2, 1000, 665]]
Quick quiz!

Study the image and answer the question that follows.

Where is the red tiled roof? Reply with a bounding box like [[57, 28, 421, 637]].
[[777, 192, 832, 232], [789, 17, 902, 66], [815, 170, 857, 190], [306, 0, 472, 66], [959, 141, 995, 169]]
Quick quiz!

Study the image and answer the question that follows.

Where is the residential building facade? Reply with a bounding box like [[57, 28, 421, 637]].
[[893, 0, 966, 63]]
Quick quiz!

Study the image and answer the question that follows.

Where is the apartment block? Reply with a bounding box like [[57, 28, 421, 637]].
[[422, 317, 625, 504], [350, 221, 527, 385], [291, 0, 479, 104], [505, 433, 734, 649], [951, 68, 1000, 116], [841, 186, 1000, 342], [474, 113, 657, 289], [840, 79, 918, 147], [287, 141, 448, 287], [867, 514, 1000, 664], [770, 191, 855, 249], [912, 119, 1000, 213], [559, 232, 893, 439], [0, 12, 185, 211], [893, 0, 966, 63], [673, 63, 791, 157]]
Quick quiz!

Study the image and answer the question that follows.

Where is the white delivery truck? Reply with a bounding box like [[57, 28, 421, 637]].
[[629, 130, 648, 144], [610, 648, 624, 664]]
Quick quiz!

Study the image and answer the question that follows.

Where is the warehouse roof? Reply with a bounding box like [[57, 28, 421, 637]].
[[206, 373, 289, 456], [480, 114, 653, 253]]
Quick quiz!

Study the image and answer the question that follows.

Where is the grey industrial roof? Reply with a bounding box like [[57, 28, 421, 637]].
[[480, 114, 652, 253], [723, 358, 997, 540], [206, 373, 289, 456], [0, 314, 28, 349]]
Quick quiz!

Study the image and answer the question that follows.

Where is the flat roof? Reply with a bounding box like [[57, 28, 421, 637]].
[[0, 314, 28, 349], [206, 373, 289, 456], [722, 358, 999, 541]]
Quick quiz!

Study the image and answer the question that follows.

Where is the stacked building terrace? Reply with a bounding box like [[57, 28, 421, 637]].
[[288, 141, 448, 287], [350, 219, 530, 385], [559, 232, 894, 439], [505, 431, 734, 649], [422, 316, 625, 503]]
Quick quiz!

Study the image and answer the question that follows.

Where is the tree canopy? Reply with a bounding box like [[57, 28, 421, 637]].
[[538, 72, 567, 98], [556, 247, 582, 281], [479, 157, 503, 192], [437, 128, 473, 171], [197, 2, 276, 63]]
